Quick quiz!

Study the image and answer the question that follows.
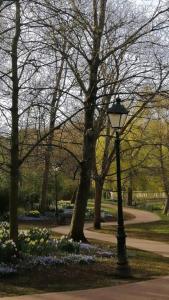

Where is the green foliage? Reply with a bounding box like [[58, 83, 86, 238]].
[[0, 240, 17, 263], [58, 176, 77, 201], [28, 227, 51, 241], [18, 228, 55, 255], [136, 201, 163, 212], [85, 208, 94, 220], [0, 189, 9, 215], [25, 210, 40, 218], [58, 200, 74, 209], [19, 191, 40, 209], [0, 223, 17, 262], [56, 236, 80, 254], [19, 238, 56, 256], [0, 222, 9, 242]]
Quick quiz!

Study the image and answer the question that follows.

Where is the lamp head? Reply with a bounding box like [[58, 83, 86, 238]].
[[107, 97, 128, 129]]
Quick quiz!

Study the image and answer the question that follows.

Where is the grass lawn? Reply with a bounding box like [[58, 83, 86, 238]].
[[87, 200, 135, 221], [90, 220, 169, 243], [0, 241, 168, 297], [19, 221, 59, 230]]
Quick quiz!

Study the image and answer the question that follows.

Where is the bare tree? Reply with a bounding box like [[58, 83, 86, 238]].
[[38, 0, 169, 240], [0, 0, 168, 242]]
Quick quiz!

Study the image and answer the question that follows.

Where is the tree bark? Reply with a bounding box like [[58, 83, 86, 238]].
[[40, 54, 65, 213], [159, 145, 169, 215], [10, 0, 21, 242], [68, 0, 107, 241], [127, 186, 133, 206], [94, 177, 103, 229], [69, 107, 96, 241], [40, 148, 51, 212]]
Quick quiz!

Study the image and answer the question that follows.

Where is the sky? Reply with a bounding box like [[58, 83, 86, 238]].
[[131, 0, 165, 8]]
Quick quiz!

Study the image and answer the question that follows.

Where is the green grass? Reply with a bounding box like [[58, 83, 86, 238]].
[[87, 200, 135, 221], [0, 241, 168, 297], [90, 220, 169, 243]]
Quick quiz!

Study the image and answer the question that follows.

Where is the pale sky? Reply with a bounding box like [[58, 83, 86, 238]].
[[131, 0, 164, 7]]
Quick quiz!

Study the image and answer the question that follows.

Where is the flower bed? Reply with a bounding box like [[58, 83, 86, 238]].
[[0, 223, 110, 277]]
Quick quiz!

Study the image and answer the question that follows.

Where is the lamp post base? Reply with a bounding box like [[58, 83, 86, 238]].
[[115, 262, 131, 278], [117, 227, 128, 265]]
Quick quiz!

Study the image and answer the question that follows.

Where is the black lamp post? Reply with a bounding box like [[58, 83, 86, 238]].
[[107, 97, 129, 269]]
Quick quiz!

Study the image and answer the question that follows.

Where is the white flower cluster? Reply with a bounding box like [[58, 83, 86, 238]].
[[56, 236, 80, 253], [0, 222, 9, 230]]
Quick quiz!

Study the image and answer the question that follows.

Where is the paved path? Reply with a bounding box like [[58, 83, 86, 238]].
[[2, 276, 169, 300], [53, 207, 169, 257], [103, 205, 160, 225], [1, 207, 168, 300]]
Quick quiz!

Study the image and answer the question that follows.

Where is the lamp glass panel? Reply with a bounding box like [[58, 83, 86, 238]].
[[119, 114, 127, 128], [109, 113, 121, 128]]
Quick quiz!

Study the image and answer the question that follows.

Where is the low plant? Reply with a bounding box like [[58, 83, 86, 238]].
[[0, 263, 17, 277], [25, 210, 40, 218], [22, 239, 56, 256], [85, 208, 94, 220], [64, 254, 95, 265], [0, 240, 17, 263], [56, 236, 80, 254], [58, 201, 74, 210], [29, 227, 51, 241], [0, 222, 9, 242], [15, 253, 95, 270], [18, 228, 55, 255]]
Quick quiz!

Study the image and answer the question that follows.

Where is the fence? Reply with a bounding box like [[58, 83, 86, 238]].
[[104, 191, 167, 203]]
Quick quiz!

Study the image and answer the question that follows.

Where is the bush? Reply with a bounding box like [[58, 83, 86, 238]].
[[0, 240, 17, 263], [18, 228, 56, 256], [0, 222, 9, 242], [0, 189, 9, 215], [0, 223, 17, 262], [25, 210, 40, 218], [56, 236, 80, 254], [18, 191, 40, 210], [20, 238, 56, 256], [28, 227, 51, 241], [0, 263, 17, 277], [58, 200, 73, 209], [85, 208, 94, 220]]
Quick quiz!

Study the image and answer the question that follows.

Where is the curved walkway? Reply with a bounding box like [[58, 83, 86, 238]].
[[103, 205, 160, 225], [3, 276, 169, 300], [53, 207, 169, 257], [1, 208, 168, 300]]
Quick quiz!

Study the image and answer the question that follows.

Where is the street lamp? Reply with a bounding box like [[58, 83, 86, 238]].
[[107, 97, 129, 270]]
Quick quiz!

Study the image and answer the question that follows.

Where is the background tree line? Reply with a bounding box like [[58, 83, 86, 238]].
[[0, 0, 168, 241]]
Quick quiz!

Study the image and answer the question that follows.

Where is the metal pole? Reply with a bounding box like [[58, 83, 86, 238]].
[[115, 131, 128, 266]]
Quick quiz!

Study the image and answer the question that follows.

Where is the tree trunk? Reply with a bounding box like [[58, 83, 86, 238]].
[[127, 186, 133, 206], [40, 90, 59, 213], [40, 54, 65, 213], [94, 178, 103, 229], [69, 129, 96, 241], [55, 172, 58, 215], [69, 89, 97, 241], [163, 198, 169, 215], [40, 150, 51, 212], [159, 144, 169, 215], [10, 0, 21, 242], [68, 0, 107, 241]]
